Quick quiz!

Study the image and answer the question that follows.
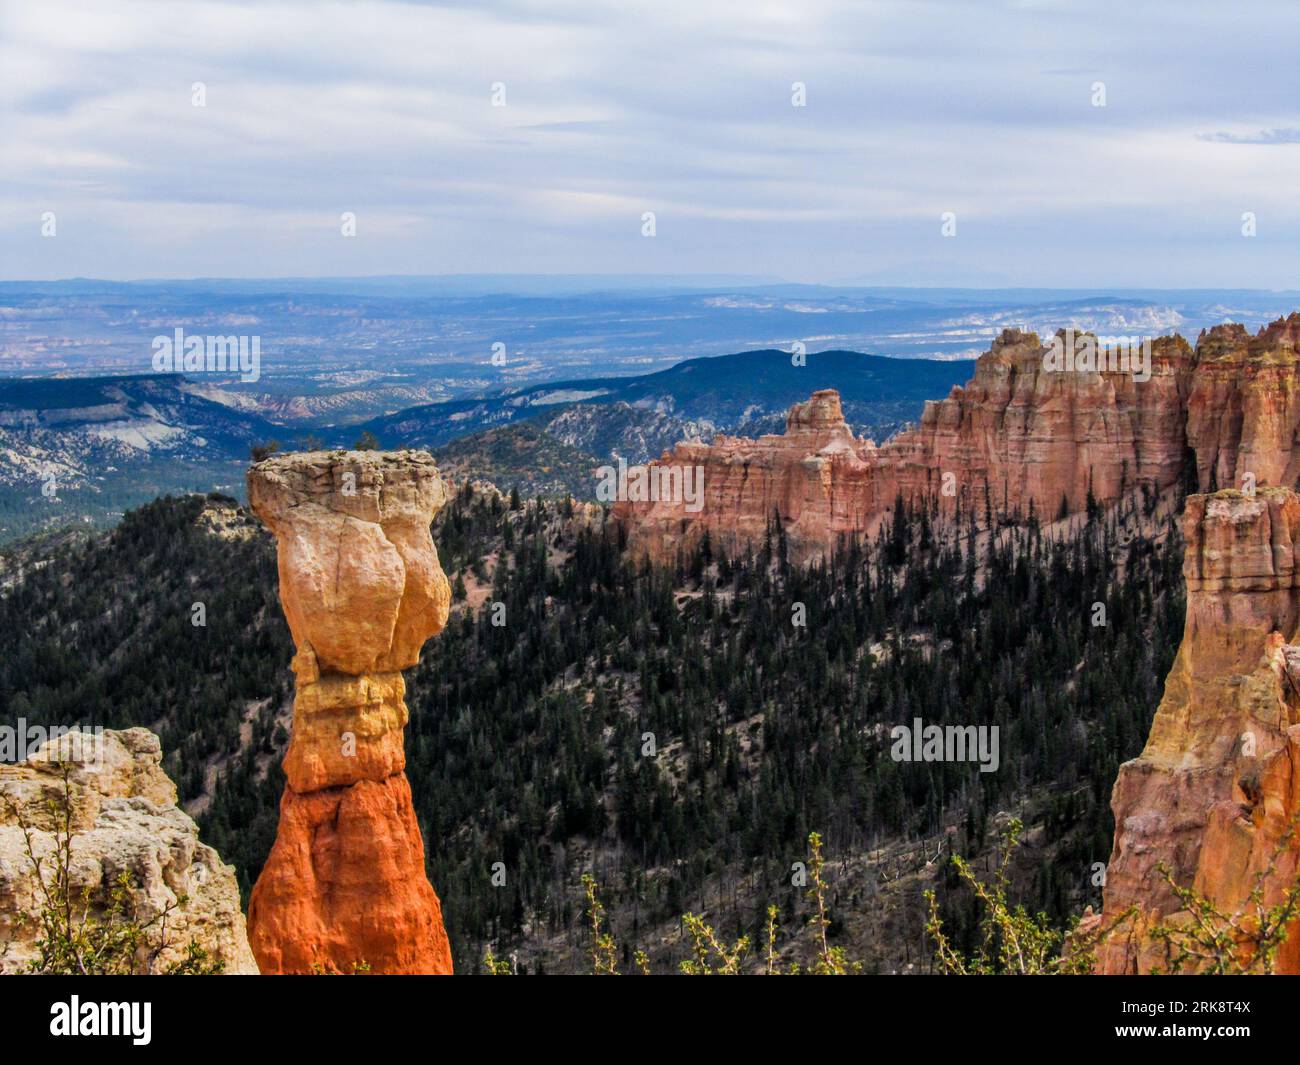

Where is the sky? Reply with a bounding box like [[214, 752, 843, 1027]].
[[4, 0, 1300, 286]]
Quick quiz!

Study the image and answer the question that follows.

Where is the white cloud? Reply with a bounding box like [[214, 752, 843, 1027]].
[[5, 0, 1300, 284]]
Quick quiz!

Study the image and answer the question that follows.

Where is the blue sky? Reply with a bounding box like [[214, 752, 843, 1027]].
[[4, 0, 1300, 286]]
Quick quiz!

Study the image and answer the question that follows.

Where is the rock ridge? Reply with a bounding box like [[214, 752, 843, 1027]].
[[614, 316, 1300, 565]]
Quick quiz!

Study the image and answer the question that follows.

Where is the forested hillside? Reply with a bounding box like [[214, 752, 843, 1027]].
[[0, 483, 1184, 972]]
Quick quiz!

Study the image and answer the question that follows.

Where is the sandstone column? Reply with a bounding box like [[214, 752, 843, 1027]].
[[1099, 488, 1300, 973], [245, 450, 454, 974]]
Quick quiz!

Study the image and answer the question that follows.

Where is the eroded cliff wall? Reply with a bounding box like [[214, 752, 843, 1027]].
[[614, 325, 1207, 564], [616, 314, 1300, 971], [1099, 490, 1300, 972]]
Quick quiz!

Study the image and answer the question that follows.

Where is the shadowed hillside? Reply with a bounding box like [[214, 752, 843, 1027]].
[[0, 483, 1184, 971]]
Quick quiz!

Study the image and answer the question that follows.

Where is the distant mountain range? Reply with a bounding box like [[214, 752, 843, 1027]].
[[361, 347, 974, 449], [0, 374, 275, 539], [0, 348, 974, 539], [21, 291, 1300, 538], [5, 280, 1295, 408]]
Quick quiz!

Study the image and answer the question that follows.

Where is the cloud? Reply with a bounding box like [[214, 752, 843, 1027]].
[[1199, 129, 1300, 145], [6, 0, 1300, 285]]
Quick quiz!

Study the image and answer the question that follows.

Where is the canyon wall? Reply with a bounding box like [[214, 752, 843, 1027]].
[[617, 313, 1300, 970], [245, 450, 453, 975], [615, 316, 1300, 565], [882, 328, 1194, 524], [614, 326, 1201, 564], [1098, 315, 1300, 972], [1098, 489, 1300, 972]]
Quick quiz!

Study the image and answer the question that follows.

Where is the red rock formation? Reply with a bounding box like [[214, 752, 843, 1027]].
[[1094, 317, 1300, 973], [245, 451, 454, 975], [616, 316, 1300, 564], [883, 329, 1195, 519], [615, 326, 1199, 563], [246, 776, 449, 975], [1185, 315, 1300, 494], [612, 389, 885, 564], [1099, 489, 1300, 973], [613, 312, 1300, 971]]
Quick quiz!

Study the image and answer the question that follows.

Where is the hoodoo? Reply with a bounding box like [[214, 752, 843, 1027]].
[[245, 450, 454, 974]]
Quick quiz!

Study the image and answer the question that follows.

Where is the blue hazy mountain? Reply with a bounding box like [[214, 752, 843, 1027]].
[[362, 348, 975, 450], [0, 374, 278, 539], [0, 348, 973, 540]]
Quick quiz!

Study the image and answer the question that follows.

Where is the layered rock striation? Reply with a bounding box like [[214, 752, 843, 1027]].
[[612, 389, 885, 565], [0, 727, 258, 974], [612, 313, 1300, 969], [1095, 315, 1300, 972], [615, 330, 1199, 563], [1185, 315, 1300, 494], [1099, 489, 1300, 972], [615, 316, 1300, 565], [245, 450, 453, 975]]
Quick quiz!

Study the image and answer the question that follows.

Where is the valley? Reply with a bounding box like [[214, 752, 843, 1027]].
[[7, 299, 1300, 977], [7, 0, 1298, 1032], [0, 346, 976, 540], [0, 480, 1184, 973]]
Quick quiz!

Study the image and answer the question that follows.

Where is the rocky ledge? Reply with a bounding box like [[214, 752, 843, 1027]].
[[0, 727, 257, 974]]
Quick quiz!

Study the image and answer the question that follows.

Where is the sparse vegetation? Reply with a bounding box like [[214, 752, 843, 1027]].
[[925, 819, 1130, 974], [307, 959, 373, 975], [3, 485, 1186, 972], [1148, 813, 1300, 974], [570, 833, 861, 974], [1, 764, 222, 975], [927, 813, 1300, 976]]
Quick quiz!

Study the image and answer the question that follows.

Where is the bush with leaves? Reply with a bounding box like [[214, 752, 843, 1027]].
[[1148, 813, 1300, 974], [1, 764, 223, 975], [553, 833, 859, 975], [928, 813, 1300, 975], [925, 817, 1137, 975]]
